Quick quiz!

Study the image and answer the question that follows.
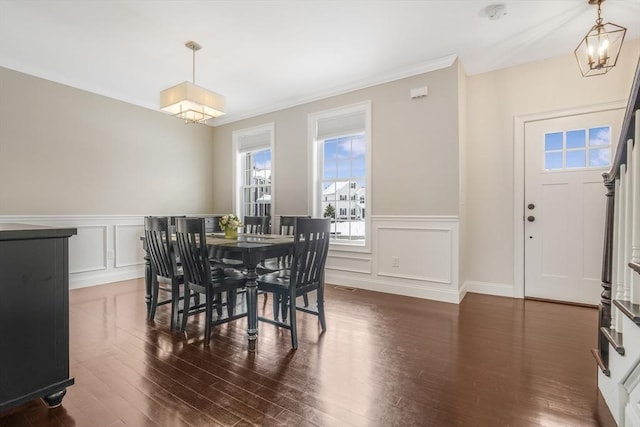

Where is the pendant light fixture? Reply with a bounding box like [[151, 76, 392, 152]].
[[160, 41, 226, 123], [574, 0, 626, 77]]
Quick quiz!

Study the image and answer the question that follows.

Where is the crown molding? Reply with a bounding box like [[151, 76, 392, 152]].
[[211, 54, 458, 127]]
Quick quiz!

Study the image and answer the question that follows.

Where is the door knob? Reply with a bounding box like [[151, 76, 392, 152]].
[[527, 216, 535, 222], [528, 203, 535, 210]]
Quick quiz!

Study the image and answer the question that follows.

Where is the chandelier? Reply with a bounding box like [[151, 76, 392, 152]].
[[160, 41, 226, 124], [574, 0, 626, 77]]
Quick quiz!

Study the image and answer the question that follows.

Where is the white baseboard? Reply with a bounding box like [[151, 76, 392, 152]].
[[70, 266, 144, 289], [464, 280, 516, 298], [325, 270, 463, 304]]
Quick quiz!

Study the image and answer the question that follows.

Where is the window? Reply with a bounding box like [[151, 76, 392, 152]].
[[233, 124, 274, 220], [544, 126, 611, 171], [309, 101, 371, 246], [240, 148, 271, 216]]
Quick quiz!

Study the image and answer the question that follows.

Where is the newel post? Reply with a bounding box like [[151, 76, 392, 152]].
[[600, 172, 616, 366]]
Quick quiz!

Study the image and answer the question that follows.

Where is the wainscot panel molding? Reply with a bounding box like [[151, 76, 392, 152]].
[[326, 253, 372, 274], [0, 215, 146, 289], [114, 224, 146, 268], [69, 225, 107, 273], [325, 215, 462, 303]]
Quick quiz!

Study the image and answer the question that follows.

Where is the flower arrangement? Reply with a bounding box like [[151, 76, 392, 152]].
[[219, 214, 243, 239], [219, 214, 243, 231]]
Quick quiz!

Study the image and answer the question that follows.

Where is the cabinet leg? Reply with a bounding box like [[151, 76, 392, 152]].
[[43, 389, 67, 408]]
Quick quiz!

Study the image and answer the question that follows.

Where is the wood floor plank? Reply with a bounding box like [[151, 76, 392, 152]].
[[1, 278, 616, 426]]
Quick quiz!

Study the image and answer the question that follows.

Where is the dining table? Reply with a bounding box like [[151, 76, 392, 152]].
[[143, 232, 294, 351]]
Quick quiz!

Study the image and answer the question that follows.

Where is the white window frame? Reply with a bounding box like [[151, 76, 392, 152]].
[[543, 125, 612, 172], [308, 101, 372, 251], [232, 123, 275, 220]]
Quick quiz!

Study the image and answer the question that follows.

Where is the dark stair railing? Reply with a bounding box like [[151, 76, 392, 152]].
[[594, 56, 640, 375]]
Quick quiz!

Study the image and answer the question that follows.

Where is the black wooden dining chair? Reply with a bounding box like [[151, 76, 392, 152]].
[[175, 217, 248, 346], [243, 215, 270, 234], [258, 215, 311, 319], [144, 216, 183, 331], [204, 215, 223, 233], [257, 218, 330, 349]]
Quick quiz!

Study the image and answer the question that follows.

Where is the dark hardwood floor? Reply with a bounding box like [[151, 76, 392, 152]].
[[0, 279, 615, 426]]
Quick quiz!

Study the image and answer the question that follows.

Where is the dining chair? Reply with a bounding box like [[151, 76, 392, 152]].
[[144, 216, 183, 331], [174, 217, 248, 346], [257, 218, 330, 349], [243, 215, 270, 234], [204, 215, 223, 233], [258, 215, 311, 319]]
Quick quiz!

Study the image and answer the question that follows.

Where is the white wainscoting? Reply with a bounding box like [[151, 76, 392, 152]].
[[325, 215, 462, 304], [0, 214, 463, 302], [0, 215, 146, 289]]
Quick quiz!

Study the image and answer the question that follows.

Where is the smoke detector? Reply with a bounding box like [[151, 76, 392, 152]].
[[484, 3, 507, 20]]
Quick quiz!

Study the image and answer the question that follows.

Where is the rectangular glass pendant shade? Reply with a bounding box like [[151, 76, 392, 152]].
[[160, 81, 226, 123]]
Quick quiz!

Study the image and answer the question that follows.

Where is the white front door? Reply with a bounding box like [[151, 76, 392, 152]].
[[524, 108, 623, 304]]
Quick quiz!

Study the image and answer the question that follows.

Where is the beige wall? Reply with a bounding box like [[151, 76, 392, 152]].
[[465, 38, 640, 288], [212, 64, 461, 217], [457, 60, 468, 288], [0, 66, 215, 215]]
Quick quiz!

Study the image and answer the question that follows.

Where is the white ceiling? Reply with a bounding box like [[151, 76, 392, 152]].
[[1, 0, 639, 126]]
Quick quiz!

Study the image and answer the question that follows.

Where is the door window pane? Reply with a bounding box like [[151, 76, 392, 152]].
[[545, 152, 563, 170], [545, 132, 563, 151], [589, 126, 610, 146], [566, 130, 586, 149], [566, 150, 586, 168], [589, 148, 610, 167]]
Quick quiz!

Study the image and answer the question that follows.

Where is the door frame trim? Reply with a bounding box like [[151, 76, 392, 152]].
[[513, 101, 626, 299]]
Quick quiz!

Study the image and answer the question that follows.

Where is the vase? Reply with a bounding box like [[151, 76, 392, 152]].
[[225, 228, 238, 239]]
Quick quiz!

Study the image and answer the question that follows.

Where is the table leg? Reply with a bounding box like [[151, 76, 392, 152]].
[[245, 266, 259, 351]]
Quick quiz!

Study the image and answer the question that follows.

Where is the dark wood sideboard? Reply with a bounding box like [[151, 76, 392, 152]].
[[0, 223, 77, 412]]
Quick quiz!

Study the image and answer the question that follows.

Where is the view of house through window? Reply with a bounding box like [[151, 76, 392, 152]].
[[310, 101, 370, 245], [233, 124, 274, 221], [320, 134, 366, 242], [240, 148, 272, 217]]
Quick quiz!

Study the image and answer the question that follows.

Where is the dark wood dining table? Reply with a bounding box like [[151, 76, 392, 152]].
[[143, 232, 294, 351]]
